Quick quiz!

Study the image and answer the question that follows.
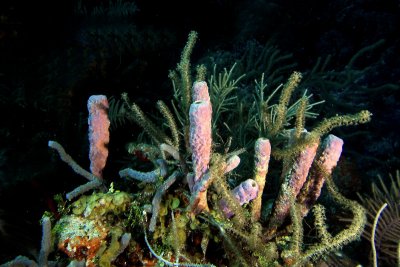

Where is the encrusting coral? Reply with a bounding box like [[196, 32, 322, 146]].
[[1, 31, 373, 267], [54, 190, 132, 267]]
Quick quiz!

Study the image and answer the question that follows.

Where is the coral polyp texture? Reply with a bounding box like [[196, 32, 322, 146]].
[[1, 32, 374, 267]]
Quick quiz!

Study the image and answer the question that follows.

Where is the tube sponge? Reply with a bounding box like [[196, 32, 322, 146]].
[[189, 100, 212, 184], [297, 134, 344, 216], [220, 179, 259, 218], [87, 95, 110, 178]]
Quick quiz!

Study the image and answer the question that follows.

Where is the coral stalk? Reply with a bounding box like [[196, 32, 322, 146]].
[[38, 216, 52, 267], [48, 140, 103, 201], [296, 178, 367, 265], [48, 140, 97, 182], [119, 159, 168, 183], [251, 138, 271, 221], [149, 171, 180, 232]]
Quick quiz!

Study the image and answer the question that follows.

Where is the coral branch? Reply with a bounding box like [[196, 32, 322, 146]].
[[38, 216, 52, 267], [48, 140, 103, 200], [160, 143, 181, 161], [48, 141, 98, 181], [66, 179, 103, 201], [2, 216, 53, 267], [296, 178, 367, 265], [251, 138, 271, 221], [119, 159, 168, 183], [149, 171, 180, 232]]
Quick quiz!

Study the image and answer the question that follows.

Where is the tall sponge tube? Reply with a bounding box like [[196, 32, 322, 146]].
[[88, 95, 110, 178]]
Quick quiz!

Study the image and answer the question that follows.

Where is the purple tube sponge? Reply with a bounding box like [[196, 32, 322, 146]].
[[225, 155, 241, 173], [268, 131, 318, 230], [234, 179, 259, 205], [192, 81, 210, 102], [188, 99, 212, 212], [220, 179, 259, 218], [298, 134, 344, 216]]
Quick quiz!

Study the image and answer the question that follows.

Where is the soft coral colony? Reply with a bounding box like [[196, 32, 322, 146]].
[[2, 31, 372, 267]]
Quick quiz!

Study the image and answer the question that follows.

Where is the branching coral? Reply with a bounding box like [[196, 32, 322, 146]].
[[1, 216, 55, 267]]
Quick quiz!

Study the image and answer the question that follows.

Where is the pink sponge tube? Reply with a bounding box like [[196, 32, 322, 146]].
[[189, 100, 212, 184], [87, 95, 110, 178], [220, 179, 259, 218]]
